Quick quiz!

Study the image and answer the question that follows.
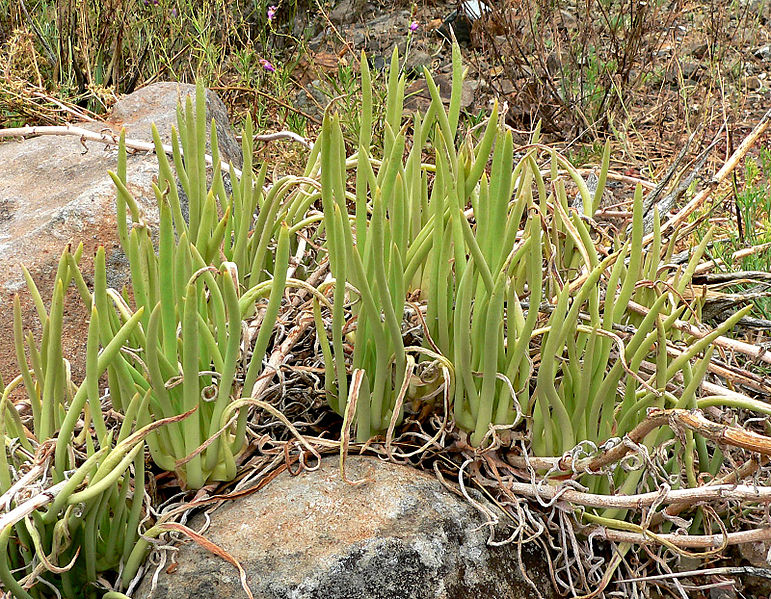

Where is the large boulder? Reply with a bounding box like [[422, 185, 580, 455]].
[[133, 455, 555, 599], [0, 83, 241, 392]]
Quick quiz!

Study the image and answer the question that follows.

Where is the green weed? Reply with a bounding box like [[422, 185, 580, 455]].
[[710, 149, 771, 318]]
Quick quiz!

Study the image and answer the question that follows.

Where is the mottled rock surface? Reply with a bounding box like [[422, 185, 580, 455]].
[[0, 83, 240, 389], [134, 456, 555, 599], [107, 82, 242, 164]]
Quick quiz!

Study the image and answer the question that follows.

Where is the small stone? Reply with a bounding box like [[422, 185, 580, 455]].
[[497, 79, 516, 96], [307, 31, 327, 52], [666, 61, 701, 84], [404, 50, 434, 75], [681, 61, 701, 80], [351, 29, 365, 47], [292, 82, 328, 120], [754, 44, 771, 61], [437, 10, 473, 45], [546, 52, 561, 74], [461, 79, 480, 108], [687, 41, 709, 59], [738, 540, 771, 567], [404, 74, 478, 113], [559, 9, 577, 29], [461, 0, 491, 20], [329, 0, 355, 25]]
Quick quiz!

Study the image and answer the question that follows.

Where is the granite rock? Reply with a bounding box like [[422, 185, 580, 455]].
[[0, 83, 239, 390], [133, 456, 555, 599]]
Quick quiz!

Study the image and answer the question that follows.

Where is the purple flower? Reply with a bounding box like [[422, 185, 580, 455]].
[[267, 5, 277, 21], [260, 58, 276, 73], [409, 21, 419, 32], [171, 7, 178, 17]]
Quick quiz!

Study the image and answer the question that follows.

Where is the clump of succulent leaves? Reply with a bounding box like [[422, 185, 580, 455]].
[[1, 46, 764, 599]]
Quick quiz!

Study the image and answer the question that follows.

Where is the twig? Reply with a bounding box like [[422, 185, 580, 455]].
[[508, 407, 771, 476], [639, 350, 771, 396], [583, 407, 771, 470], [642, 128, 699, 214], [250, 131, 313, 150], [157, 523, 254, 599], [0, 124, 242, 178], [500, 479, 771, 511], [616, 565, 771, 583], [626, 299, 771, 365], [572, 169, 656, 190], [30, 90, 100, 123], [695, 242, 771, 274], [591, 526, 771, 549], [639, 129, 723, 235], [209, 85, 323, 126], [18, 0, 57, 69], [567, 110, 771, 291], [664, 407, 771, 455], [647, 457, 767, 528], [247, 310, 316, 401], [661, 107, 771, 235], [692, 270, 771, 285], [0, 479, 68, 532], [0, 463, 48, 510]]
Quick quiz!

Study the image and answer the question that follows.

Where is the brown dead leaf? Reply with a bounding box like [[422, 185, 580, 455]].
[[293, 52, 343, 86], [159, 523, 254, 599]]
